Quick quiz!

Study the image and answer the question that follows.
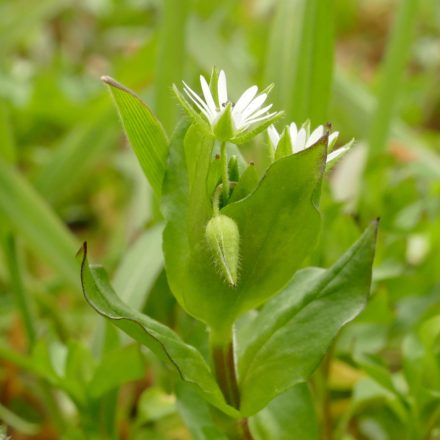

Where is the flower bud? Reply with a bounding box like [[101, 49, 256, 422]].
[[205, 214, 240, 287]]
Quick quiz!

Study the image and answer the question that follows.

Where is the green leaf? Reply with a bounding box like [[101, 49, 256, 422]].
[[274, 127, 293, 160], [238, 221, 378, 415], [249, 384, 319, 440], [163, 123, 325, 334], [102, 76, 169, 196], [88, 344, 145, 399], [136, 387, 176, 424], [78, 243, 239, 417]]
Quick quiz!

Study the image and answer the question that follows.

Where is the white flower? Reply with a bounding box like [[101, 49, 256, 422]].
[[268, 122, 347, 163], [175, 69, 282, 143]]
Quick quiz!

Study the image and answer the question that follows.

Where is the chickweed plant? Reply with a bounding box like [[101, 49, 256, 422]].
[[78, 68, 378, 439]]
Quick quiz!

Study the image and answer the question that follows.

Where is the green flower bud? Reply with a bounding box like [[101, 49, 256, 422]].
[[205, 214, 240, 287]]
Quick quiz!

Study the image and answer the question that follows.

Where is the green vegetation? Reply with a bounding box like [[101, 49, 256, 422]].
[[1, 0, 440, 439]]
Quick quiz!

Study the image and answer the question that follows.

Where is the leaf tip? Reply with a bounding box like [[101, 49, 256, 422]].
[[372, 217, 381, 234], [76, 241, 87, 260], [100, 76, 134, 97], [100, 76, 125, 90]]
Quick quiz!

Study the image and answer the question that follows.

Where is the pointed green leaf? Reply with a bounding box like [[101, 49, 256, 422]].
[[238, 221, 378, 415], [102, 76, 168, 196], [274, 127, 294, 160], [78, 243, 238, 417], [213, 103, 234, 141]]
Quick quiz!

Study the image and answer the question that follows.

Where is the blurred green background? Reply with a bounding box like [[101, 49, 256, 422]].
[[0, 0, 440, 438]]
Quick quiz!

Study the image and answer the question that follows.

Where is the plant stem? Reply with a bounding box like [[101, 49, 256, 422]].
[[220, 141, 230, 205], [210, 326, 240, 409]]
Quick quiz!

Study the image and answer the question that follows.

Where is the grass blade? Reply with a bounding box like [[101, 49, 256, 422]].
[[367, 0, 420, 157], [265, 0, 334, 125], [0, 159, 79, 289], [155, 0, 190, 133], [3, 235, 36, 348]]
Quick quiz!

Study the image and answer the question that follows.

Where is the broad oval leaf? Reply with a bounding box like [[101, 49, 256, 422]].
[[78, 243, 239, 418], [102, 76, 168, 196], [162, 123, 326, 335], [238, 221, 378, 416]]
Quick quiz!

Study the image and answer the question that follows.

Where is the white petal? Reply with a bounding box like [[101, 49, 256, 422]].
[[329, 131, 339, 145], [294, 128, 307, 152], [183, 82, 213, 118], [200, 75, 217, 116], [183, 88, 211, 120], [288, 123, 298, 144], [268, 125, 280, 148], [242, 104, 272, 123], [218, 70, 228, 106], [327, 147, 348, 163], [243, 111, 277, 126], [241, 93, 267, 120], [306, 125, 325, 148], [233, 85, 258, 115]]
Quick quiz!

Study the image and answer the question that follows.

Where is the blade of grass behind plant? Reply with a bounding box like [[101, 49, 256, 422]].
[[155, 0, 190, 133], [3, 235, 36, 348], [265, 0, 334, 125], [367, 0, 420, 159], [0, 102, 16, 164], [0, 159, 80, 290], [32, 104, 117, 205]]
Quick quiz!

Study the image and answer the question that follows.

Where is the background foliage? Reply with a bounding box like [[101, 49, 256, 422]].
[[0, 0, 439, 438]]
